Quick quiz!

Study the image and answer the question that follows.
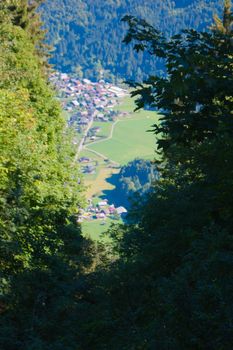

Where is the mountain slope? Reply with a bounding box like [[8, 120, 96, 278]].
[[41, 0, 222, 81]]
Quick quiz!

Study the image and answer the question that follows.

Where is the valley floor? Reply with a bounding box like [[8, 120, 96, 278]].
[[79, 97, 159, 240]]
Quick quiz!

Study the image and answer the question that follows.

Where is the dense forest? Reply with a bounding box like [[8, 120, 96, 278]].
[[103, 159, 157, 208], [0, 0, 233, 349], [41, 0, 223, 82]]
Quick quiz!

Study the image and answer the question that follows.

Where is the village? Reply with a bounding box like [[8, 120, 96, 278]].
[[50, 72, 129, 175], [78, 199, 128, 224], [50, 72, 129, 225], [50, 72, 128, 135]]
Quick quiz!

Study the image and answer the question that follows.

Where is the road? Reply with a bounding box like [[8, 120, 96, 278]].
[[74, 119, 121, 166], [73, 119, 93, 163], [85, 120, 119, 147], [84, 120, 120, 166], [74, 117, 135, 166]]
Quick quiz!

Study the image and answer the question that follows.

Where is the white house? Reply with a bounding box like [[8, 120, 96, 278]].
[[116, 207, 128, 215]]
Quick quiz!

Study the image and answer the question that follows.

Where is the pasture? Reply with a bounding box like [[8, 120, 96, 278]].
[[82, 219, 118, 242], [87, 110, 158, 165], [91, 121, 112, 138]]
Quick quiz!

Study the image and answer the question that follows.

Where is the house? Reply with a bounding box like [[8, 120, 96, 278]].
[[116, 206, 128, 215], [109, 205, 116, 214], [71, 100, 79, 107], [79, 157, 90, 163], [98, 213, 106, 219], [83, 165, 96, 174], [97, 113, 104, 119], [83, 79, 91, 84], [78, 118, 89, 125], [108, 86, 127, 98], [92, 126, 101, 133], [101, 208, 110, 215], [61, 73, 69, 80], [90, 207, 97, 213], [98, 200, 108, 207]]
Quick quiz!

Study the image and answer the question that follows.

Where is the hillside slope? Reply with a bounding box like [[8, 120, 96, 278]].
[[41, 0, 222, 81]]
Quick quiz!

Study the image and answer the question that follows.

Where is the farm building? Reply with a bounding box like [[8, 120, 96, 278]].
[[116, 207, 128, 215]]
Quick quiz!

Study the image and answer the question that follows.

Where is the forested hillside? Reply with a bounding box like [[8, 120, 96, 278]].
[[41, 0, 222, 81], [104, 159, 157, 208]]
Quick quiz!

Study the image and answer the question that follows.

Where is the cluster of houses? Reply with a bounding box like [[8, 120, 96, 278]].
[[50, 72, 128, 133], [78, 156, 115, 174], [78, 199, 127, 223], [78, 156, 96, 174]]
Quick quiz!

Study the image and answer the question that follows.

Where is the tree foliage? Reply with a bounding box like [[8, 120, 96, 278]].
[[0, 4, 95, 349], [105, 159, 157, 208], [71, 2, 233, 349]]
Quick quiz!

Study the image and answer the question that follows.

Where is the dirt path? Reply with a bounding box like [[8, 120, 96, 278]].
[[84, 146, 120, 166], [86, 120, 119, 147], [74, 116, 140, 166], [83, 120, 121, 166]]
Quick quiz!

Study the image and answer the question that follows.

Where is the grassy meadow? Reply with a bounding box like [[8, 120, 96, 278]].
[[82, 219, 118, 242], [91, 121, 112, 138], [88, 112, 157, 165]]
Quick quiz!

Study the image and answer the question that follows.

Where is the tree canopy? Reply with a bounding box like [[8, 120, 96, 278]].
[[0, 3, 95, 349], [41, 0, 223, 82], [69, 2, 233, 349]]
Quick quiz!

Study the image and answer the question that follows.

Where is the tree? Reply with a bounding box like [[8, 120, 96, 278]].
[[74, 3, 233, 349], [0, 4, 95, 350], [213, 0, 233, 34], [0, 0, 50, 69], [122, 1, 233, 221], [104, 159, 157, 208]]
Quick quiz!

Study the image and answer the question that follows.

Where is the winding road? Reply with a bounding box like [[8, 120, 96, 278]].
[[75, 119, 121, 166]]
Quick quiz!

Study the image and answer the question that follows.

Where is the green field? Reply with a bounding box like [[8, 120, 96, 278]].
[[87, 111, 158, 165], [113, 96, 138, 113], [82, 219, 119, 242], [91, 121, 112, 138]]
